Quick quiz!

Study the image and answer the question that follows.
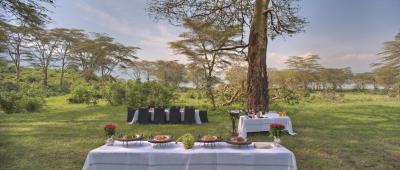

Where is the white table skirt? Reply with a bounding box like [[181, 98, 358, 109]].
[[83, 141, 297, 170], [238, 113, 296, 138], [129, 109, 202, 124]]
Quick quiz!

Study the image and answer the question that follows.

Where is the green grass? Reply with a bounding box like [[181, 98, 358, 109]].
[[0, 93, 399, 169]]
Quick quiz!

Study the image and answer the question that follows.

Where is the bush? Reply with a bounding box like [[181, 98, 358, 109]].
[[281, 86, 300, 105], [0, 82, 45, 114], [0, 92, 23, 114], [68, 83, 99, 105], [21, 97, 44, 112], [102, 81, 126, 106], [103, 80, 175, 108]]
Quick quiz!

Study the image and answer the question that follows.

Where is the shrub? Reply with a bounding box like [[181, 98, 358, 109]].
[[0, 82, 45, 114], [281, 86, 300, 105], [102, 81, 126, 106], [0, 92, 23, 114], [68, 83, 99, 105], [21, 97, 44, 112], [104, 80, 175, 108]]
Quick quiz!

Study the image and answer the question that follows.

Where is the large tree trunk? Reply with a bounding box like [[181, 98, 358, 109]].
[[246, 0, 270, 112], [60, 61, 65, 87], [43, 67, 48, 86], [15, 64, 20, 82], [206, 83, 216, 110]]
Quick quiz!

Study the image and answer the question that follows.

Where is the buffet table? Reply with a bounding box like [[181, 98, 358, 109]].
[[83, 141, 297, 170], [238, 113, 296, 138], [129, 109, 202, 124]]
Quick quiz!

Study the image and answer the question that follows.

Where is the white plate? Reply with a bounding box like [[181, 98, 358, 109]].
[[254, 142, 274, 149]]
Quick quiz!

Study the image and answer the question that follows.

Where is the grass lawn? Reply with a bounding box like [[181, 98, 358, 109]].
[[0, 93, 399, 169]]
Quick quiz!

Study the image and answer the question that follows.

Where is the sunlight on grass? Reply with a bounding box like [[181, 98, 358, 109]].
[[0, 93, 399, 169]]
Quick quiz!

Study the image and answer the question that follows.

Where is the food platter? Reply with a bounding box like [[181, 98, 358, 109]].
[[225, 137, 252, 146], [115, 134, 144, 142], [197, 135, 221, 143], [148, 135, 174, 144], [115, 134, 144, 147]]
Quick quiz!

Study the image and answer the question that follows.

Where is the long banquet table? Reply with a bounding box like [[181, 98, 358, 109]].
[[129, 109, 202, 124], [83, 141, 297, 170], [238, 112, 296, 138]]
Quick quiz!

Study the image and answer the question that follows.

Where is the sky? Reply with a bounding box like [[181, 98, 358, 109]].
[[46, 0, 400, 73]]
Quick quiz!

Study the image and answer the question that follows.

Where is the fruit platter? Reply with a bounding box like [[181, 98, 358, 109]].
[[148, 135, 174, 144]]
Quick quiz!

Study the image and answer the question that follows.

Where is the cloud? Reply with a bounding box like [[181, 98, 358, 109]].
[[74, 1, 140, 38], [320, 53, 378, 73], [136, 25, 186, 62], [73, 1, 186, 62]]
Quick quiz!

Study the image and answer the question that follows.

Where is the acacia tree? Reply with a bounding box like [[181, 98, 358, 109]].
[[353, 72, 375, 90], [28, 28, 60, 86], [375, 32, 400, 71], [69, 33, 138, 82], [373, 32, 400, 95], [3, 24, 31, 81], [151, 60, 187, 86], [285, 55, 322, 90], [69, 36, 99, 81], [91, 34, 138, 82], [128, 60, 155, 80], [186, 63, 206, 89], [318, 68, 352, 90], [147, 0, 306, 111], [52, 28, 86, 87], [169, 19, 242, 110], [220, 65, 248, 106], [0, 0, 53, 26]]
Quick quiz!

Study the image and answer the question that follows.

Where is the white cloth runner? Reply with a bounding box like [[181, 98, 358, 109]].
[[83, 141, 297, 170], [129, 109, 202, 124], [238, 113, 296, 138]]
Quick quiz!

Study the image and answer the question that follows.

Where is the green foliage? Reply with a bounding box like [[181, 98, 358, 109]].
[[21, 97, 44, 112], [184, 89, 206, 100], [68, 82, 99, 105], [102, 81, 126, 106], [281, 86, 300, 105], [102, 80, 175, 108], [0, 82, 45, 113], [0, 91, 24, 114]]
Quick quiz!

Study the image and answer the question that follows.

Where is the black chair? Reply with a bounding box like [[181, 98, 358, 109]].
[[199, 110, 208, 123], [138, 108, 150, 124], [183, 107, 196, 124], [153, 107, 166, 124], [127, 107, 136, 123], [169, 106, 181, 124]]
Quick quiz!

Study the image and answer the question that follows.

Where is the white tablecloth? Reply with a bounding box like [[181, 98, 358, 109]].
[[83, 141, 297, 170], [238, 113, 296, 138], [129, 109, 202, 124]]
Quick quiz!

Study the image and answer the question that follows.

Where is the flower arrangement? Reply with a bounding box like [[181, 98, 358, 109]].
[[270, 123, 285, 138], [104, 123, 117, 137]]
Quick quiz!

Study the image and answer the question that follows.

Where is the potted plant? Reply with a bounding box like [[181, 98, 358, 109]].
[[270, 123, 285, 147]]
